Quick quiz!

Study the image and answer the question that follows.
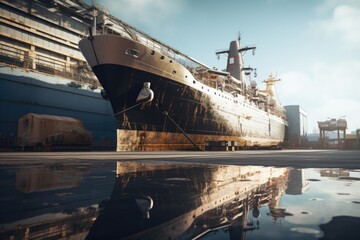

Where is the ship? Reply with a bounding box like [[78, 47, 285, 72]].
[[0, 0, 116, 150], [79, 22, 288, 150]]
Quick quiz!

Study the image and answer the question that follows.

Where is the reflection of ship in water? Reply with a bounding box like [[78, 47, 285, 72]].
[[1, 208, 98, 240], [15, 163, 91, 193], [86, 162, 289, 239], [264, 169, 309, 223], [0, 162, 114, 240]]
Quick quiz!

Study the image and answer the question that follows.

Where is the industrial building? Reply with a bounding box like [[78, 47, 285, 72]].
[[284, 105, 308, 147]]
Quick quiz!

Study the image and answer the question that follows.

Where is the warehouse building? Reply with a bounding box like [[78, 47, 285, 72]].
[[284, 105, 308, 147]]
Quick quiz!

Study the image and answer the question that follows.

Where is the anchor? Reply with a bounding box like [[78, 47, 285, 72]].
[[113, 82, 154, 116]]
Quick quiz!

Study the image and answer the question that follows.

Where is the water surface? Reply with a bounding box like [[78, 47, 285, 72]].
[[0, 160, 359, 239]]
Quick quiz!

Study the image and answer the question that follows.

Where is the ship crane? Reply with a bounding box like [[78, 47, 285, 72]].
[[262, 74, 281, 98]]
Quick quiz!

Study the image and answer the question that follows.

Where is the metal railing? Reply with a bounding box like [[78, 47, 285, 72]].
[[0, 43, 100, 87], [1, 0, 89, 36]]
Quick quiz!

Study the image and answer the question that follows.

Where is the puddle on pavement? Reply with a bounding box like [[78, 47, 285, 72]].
[[0, 160, 359, 240]]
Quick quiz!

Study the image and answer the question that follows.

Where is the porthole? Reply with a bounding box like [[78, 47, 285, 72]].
[[150, 50, 155, 55], [172, 70, 176, 75], [169, 60, 173, 63], [193, 80, 195, 84], [160, 56, 165, 60]]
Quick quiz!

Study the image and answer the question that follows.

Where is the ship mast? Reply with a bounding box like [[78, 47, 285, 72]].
[[216, 34, 256, 95], [216, 34, 256, 82]]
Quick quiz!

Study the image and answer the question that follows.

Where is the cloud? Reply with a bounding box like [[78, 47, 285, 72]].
[[278, 60, 360, 132], [313, 98, 360, 125], [277, 71, 317, 107], [289, 0, 360, 132], [277, 1, 360, 132], [315, 0, 360, 13], [96, 0, 185, 28], [311, 61, 360, 99], [315, 4, 360, 49]]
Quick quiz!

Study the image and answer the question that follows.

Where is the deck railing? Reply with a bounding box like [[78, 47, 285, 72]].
[[0, 43, 100, 87]]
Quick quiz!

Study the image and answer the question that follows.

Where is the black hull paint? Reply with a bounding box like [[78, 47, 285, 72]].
[[92, 64, 232, 136]]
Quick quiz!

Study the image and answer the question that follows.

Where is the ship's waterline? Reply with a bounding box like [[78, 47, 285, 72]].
[[116, 129, 284, 151]]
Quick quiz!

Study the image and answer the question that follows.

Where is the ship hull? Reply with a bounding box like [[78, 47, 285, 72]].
[[79, 35, 287, 151]]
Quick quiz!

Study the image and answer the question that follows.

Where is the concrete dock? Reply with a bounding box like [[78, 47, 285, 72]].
[[1, 149, 359, 169]]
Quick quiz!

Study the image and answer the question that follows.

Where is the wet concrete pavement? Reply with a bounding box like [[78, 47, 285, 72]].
[[1, 149, 359, 169]]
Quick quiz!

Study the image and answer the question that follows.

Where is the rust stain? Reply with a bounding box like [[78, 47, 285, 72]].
[[168, 96, 175, 112], [160, 81, 168, 103], [123, 112, 128, 124], [162, 115, 168, 132], [180, 86, 188, 97], [116, 129, 274, 151], [192, 106, 198, 126]]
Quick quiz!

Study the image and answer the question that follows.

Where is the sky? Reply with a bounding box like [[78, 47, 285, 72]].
[[89, 0, 360, 133]]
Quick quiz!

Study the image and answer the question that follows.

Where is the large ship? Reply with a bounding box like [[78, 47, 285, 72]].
[[79, 12, 288, 151], [0, 0, 116, 150]]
